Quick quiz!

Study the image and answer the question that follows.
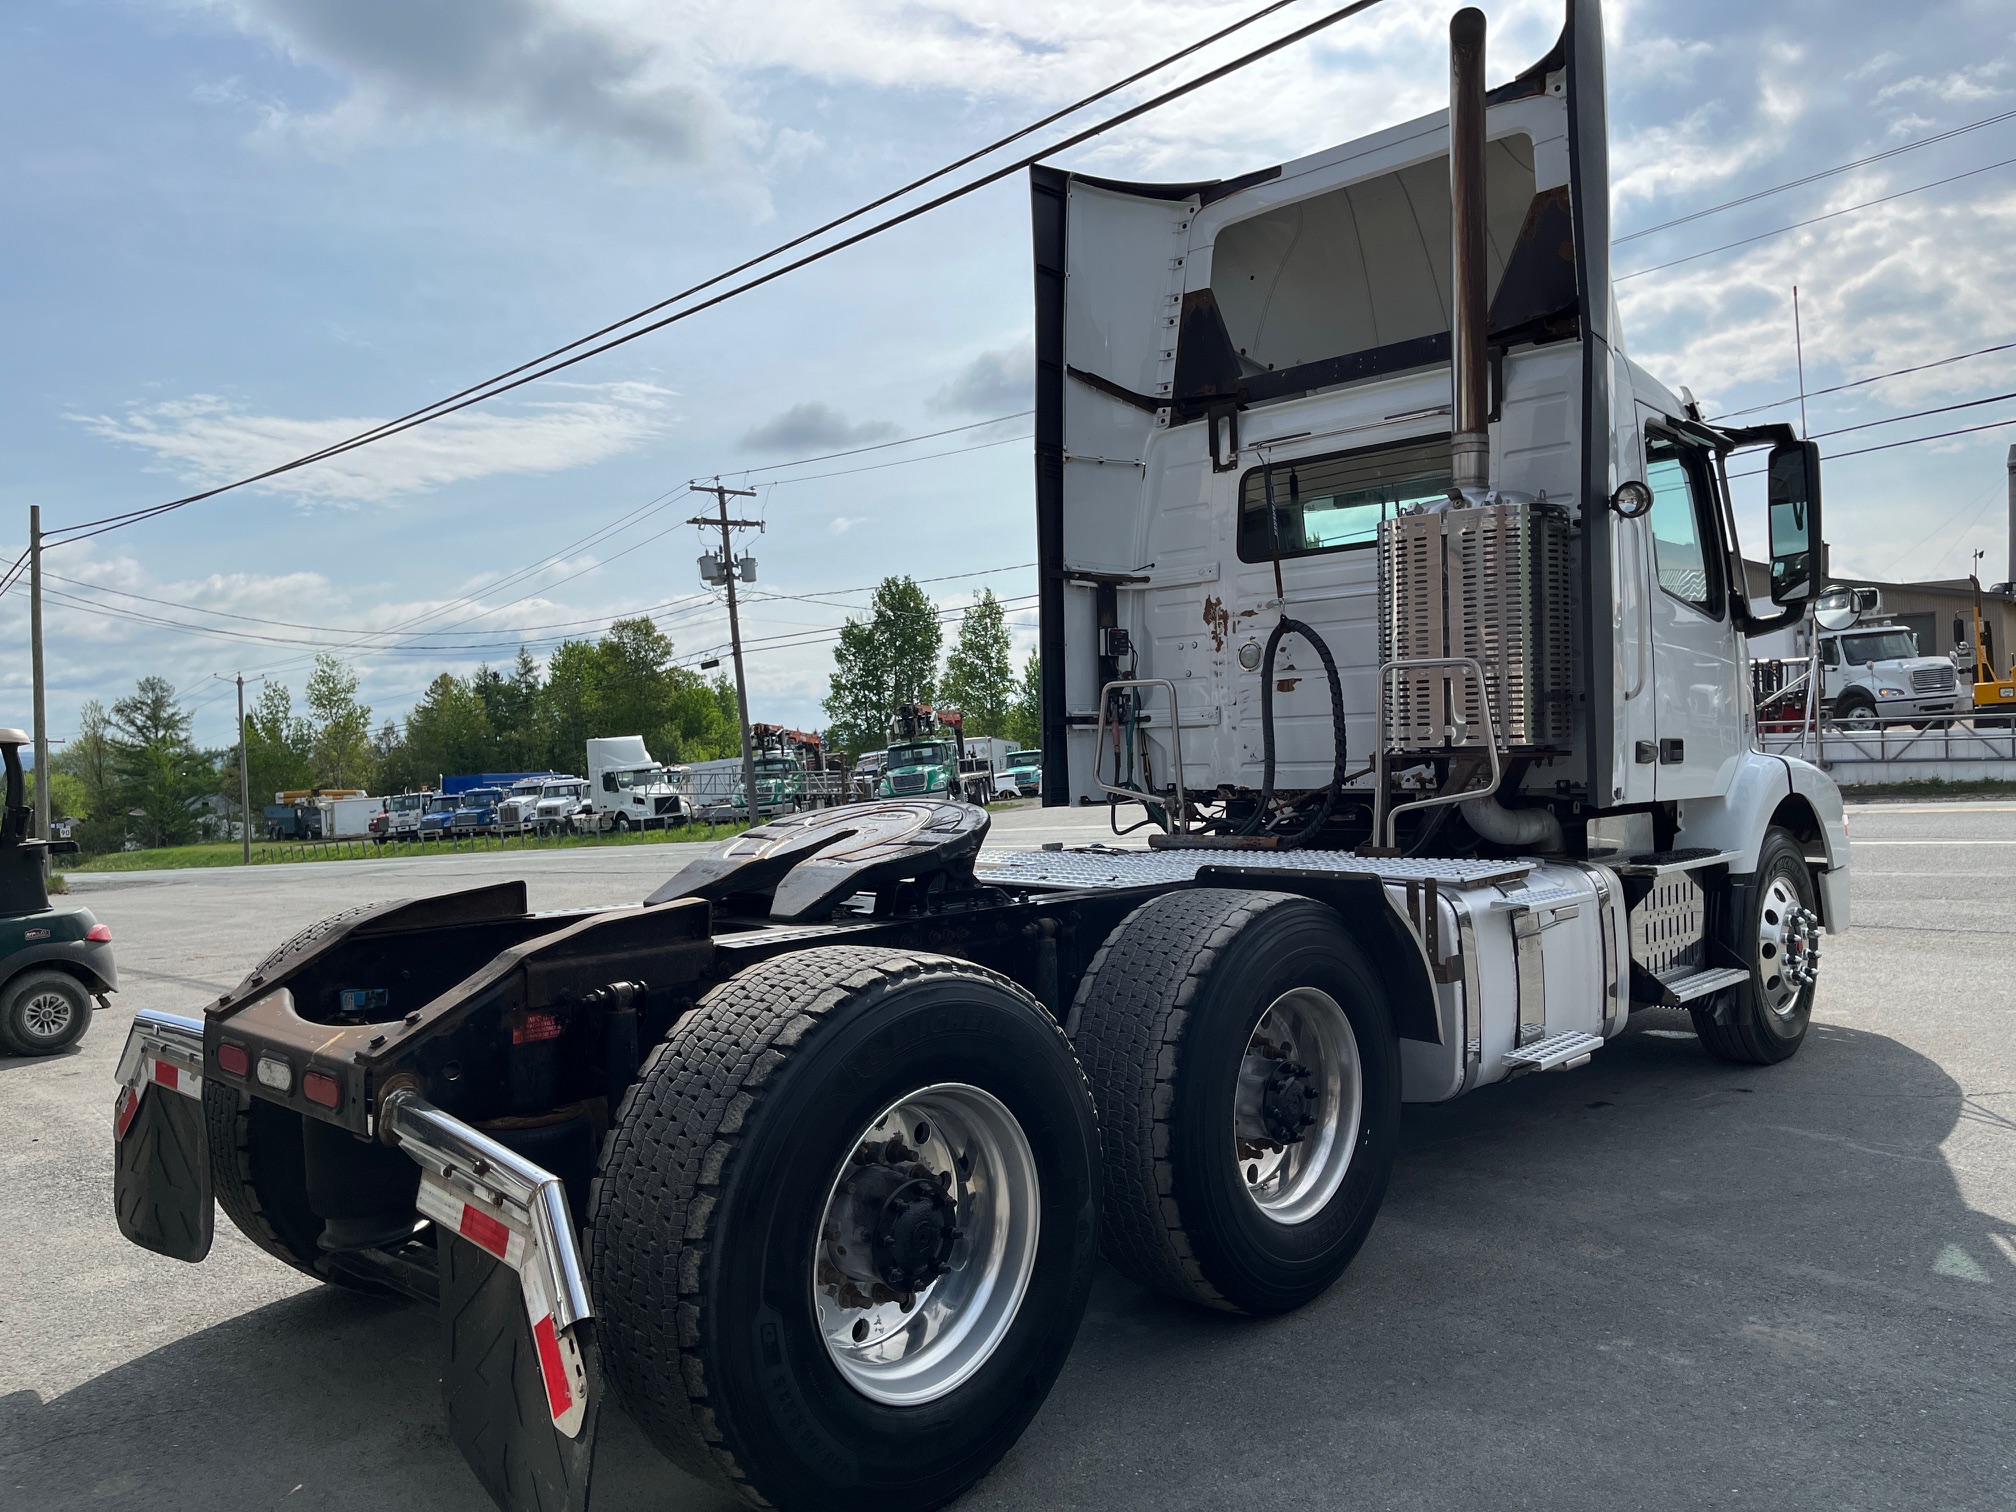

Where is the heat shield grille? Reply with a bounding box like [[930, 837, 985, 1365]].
[[1377, 501, 1572, 751]]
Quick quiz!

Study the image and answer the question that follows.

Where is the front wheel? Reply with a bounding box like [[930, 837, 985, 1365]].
[[1693, 828, 1822, 1064], [591, 948, 1099, 1512], [1072, 889, 1400, 1314]]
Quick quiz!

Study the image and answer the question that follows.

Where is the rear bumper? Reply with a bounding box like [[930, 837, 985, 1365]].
[[111, 1011, 594, 1438]]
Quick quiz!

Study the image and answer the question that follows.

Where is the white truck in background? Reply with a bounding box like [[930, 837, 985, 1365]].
[[584, 737, 690, 832]]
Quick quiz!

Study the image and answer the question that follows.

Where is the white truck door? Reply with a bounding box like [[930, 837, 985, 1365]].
[[1643, 427, 1746, 799], [1033, 167, 1203, 804]]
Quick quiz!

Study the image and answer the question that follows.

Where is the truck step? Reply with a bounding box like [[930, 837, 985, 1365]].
[[1502, 1031, 1605, 1072], [1658, 965, 1750, 1003], [1608, 847, 1739, 877]]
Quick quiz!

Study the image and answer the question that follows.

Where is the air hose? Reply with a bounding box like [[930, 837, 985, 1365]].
[[1236, 614, 1348, 847]]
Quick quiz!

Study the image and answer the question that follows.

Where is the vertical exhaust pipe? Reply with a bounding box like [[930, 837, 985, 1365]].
[[1449, 7, 1490, 494]]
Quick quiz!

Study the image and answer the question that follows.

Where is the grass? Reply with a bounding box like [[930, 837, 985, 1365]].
[[58, 820, 754, 874], [1839, 777, 2016, 801]]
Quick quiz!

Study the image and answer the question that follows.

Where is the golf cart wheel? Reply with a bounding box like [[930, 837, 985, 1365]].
[[0, 969, 92, 1056], [1692, 829, 1822, 1065], [590, 947, 1099, 1512], [1072, 889, 1400, 1315]]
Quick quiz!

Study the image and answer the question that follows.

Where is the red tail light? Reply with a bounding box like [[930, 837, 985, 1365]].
[[86, 924, 112, 942], [302, 1070, 343, 1109], [216, 1042, 250, 1077]]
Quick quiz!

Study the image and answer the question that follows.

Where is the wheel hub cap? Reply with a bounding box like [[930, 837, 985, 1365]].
[[813, 1085, 1039, 1405], [1232, 987, 1363, 1226], [1756, 873, 1822, 1015], [22, 993, 73, 1040]]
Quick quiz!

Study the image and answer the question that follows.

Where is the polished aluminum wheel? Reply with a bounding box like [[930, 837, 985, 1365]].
[[1756, 871, 1821, 1015], [1232, 987, 1362, 1226], [20, 990, 75, 1042], [812, 1083, 1039, 1406]]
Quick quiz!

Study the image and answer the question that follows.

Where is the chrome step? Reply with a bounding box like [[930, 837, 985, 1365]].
[[1503, 1031, 1605, 1072], [1659, 965, 1750, 1003]]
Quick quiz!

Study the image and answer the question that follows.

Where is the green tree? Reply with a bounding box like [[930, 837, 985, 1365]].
[[239, 681, 316, 808], [54, 699, 122, 854], [823, 577, 942, 755], [1005, 652, 1042, 749], [939, 589, 1015, 736], [394, 673, 495, 787], [540, 620, 739, 768], [306, 655, 375, 790], [106, 676, 211, 849], [25, 768, 87, 823]]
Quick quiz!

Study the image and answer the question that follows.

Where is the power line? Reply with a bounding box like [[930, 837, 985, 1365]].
[[1708, 339, 2016, 422], [761, 431, 1033, 487], [1729, 413, 2016, 479], [1616, 152, 2016, 282], [1614, 104, 2016, 244], [13, 0, 1381, 571], [725, 411, 1031, 477]]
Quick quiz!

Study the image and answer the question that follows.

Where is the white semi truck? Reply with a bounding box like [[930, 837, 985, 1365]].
[[584, 735, 689, 831], [109, 8, 1844, 1512]]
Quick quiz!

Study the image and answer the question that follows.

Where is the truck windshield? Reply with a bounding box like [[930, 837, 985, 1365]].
[[430, 798, 458, 814], [1840, 631, 1918, 664], [757, 759, 795, 775], [609, 767, 662, 790], [888, 743, 948, 767], [541, 784, 580, 800], [1007, 751, 1040, 769]]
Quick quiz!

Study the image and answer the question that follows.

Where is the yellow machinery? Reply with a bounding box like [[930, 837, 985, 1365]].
[[1963, 576, 2016, 714]]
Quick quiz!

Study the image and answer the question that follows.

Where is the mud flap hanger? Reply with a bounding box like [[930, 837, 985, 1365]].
[[382, 1089, 594, 1439]]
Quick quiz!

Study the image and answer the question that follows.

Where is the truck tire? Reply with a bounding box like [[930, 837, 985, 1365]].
[[1692, 828, 1821, 1065], [203, 1084, 404, 1298], [1832, 689, 1878, 729], [0, 968, 92, 1056], [589, 947, 1099, 1512], [1072, 889, 1400, 1315]]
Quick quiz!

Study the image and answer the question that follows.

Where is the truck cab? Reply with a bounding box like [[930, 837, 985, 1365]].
[[586, 736, 689, 831], [382, 790, 432, 843], [416, 793, 459, 841], [1003, 749, 1043, 797], [532, 778, 590, 834], [450, 788, 508, 837], [1819, 619, 1961, 727]]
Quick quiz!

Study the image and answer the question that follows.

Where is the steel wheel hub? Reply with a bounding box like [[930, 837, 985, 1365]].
[[1232, 987, 1362, 1226], [1757, 872, 1821, 1015], [21, 991, 74, 1040], [813, 1084, 1039, 1405]]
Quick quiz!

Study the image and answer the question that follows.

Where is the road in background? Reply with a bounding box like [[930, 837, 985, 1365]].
[[3, 803, 2011, 1510]]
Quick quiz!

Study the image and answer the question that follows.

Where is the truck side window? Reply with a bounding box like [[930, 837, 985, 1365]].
[[1236, 434, 1452, 562], [1643, 436, 1725, 619], [1821, 639, 1839, 667]]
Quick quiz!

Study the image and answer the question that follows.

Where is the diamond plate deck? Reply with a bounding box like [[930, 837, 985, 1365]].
[[975, 847, 1534, 891]]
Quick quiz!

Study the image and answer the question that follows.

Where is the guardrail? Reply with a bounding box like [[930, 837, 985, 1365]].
[[1757, 715, 2016, 781]]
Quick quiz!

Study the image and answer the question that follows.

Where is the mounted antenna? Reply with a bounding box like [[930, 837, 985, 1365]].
[[1448, 6, 1490, 495]]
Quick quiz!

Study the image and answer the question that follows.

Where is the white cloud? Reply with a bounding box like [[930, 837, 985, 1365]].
[[828, 516, 868, 534], [72, 381, 678, 505]]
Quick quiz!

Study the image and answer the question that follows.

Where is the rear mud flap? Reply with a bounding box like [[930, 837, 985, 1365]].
[[441, 1233, 600, 1512], [112, 1011, 213, 1262]]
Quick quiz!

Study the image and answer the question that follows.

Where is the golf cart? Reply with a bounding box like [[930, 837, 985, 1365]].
[[0, 728, 116, 1056]]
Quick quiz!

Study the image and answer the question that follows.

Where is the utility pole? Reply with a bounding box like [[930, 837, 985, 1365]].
[[689, 482, 762, 823], [2005, 443, 2015, 588], [216, 673, 253, 864], [29, 506, 48, 847]]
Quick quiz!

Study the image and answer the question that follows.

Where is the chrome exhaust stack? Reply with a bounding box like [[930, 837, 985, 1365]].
[[1448, 6, 1490, 494]]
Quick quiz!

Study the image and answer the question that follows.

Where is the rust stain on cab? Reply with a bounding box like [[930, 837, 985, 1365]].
[[1202, 595, 1230, 652]]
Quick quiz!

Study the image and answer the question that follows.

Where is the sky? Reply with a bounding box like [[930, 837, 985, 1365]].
[[3, 0, 2014, 755]]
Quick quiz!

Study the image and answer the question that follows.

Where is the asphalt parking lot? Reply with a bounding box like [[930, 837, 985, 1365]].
[[4, 801, 2012, 1511]]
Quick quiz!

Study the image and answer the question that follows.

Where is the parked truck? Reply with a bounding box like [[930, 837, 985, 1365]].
[[109, 9, 1846, 1512], [877, 702, 996, 804], [585, 736, 689, 831]]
